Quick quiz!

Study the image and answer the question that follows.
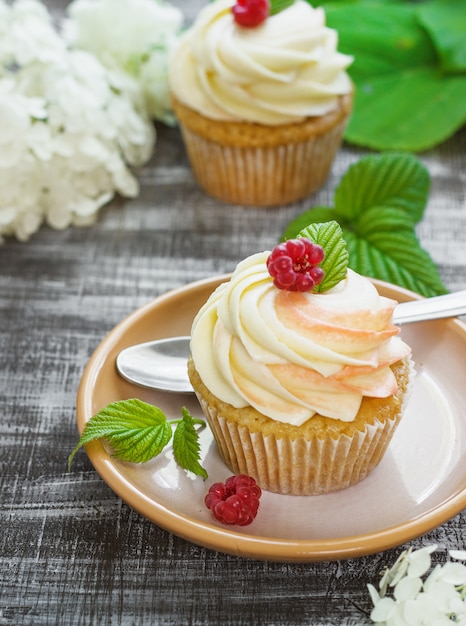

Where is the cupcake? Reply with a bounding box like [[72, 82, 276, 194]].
[[169, 0, 353, 207], [188, 222, 413, 495]]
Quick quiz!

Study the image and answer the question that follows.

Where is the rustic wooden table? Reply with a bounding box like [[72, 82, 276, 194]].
[[1, 1, 466, 624]]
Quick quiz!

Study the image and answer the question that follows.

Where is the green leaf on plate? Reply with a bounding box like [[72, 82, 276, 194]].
[[68, 399, 208, 478], [173, 407, 208, 479], [281, 153, 448, 297]]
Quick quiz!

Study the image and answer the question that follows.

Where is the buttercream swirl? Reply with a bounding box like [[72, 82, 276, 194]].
[[169, 0, 353, 125], [190, 252, 411, 425]]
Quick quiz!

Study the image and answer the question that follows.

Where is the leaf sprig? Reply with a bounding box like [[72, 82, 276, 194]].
[[298, 221, 348, 293], [282, 153, 448, 298], [270, 0, 295, 16], [68, 399, 208, 479]]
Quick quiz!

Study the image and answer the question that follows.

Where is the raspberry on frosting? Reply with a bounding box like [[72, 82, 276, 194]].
[[232, 0, 270, 27], [267, 238, 325, 292]]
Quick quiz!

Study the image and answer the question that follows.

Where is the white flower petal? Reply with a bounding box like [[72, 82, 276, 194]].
[[383, 551, 411, 590], [0, 97, 30, 143], [402, 594, 442, 625], [16, 209, 43, 241], [370, 597, 398, 622], [367, 583, 381, 606], [394, 577, 422, 603], [435, 562, 466, 586], [0, 207, 17, 226], [72, 212, 98, 227], [28, 122, 53, 160], [0, 142, 27, 168], [47, 205, 72, 230], [407, 545, 436, 578], [424, 580, 462, 613], [115, 167, 139, 197], [28, 97, 47, 120]]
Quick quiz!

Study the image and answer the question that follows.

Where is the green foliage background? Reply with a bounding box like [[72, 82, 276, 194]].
[[315, 0, 466, 151], [283, 154, 448, 297]]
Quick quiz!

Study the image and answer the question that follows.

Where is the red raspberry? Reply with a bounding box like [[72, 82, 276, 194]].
[[267, 238, 325, 292], [232, 0, 270, 28], [205, 474, 262, 526]]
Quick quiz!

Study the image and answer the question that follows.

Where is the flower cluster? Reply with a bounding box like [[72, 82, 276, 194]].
[[368, 544, 466, 625], [0, 0, 183, 243], [63, 0, 183, 125]]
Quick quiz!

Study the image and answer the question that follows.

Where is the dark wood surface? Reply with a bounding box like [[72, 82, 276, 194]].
[[1, 2, 466, 623]]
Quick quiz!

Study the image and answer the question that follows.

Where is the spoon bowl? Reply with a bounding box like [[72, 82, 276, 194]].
[[116, 289, 466, 393], [116, 335, 193, 393]]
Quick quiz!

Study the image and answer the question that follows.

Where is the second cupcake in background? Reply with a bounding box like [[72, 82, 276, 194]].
[[169, 0, 353, 206]]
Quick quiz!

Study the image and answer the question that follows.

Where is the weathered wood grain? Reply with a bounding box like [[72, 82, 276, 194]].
[[1, 1, 466, 622]]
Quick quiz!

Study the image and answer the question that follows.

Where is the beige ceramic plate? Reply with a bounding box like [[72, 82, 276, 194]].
[[76, 276, 466, 562]]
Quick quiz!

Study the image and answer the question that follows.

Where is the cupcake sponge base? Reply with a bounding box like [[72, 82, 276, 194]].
[[172, 93, 352, 207], [189, 356, 413, 496]]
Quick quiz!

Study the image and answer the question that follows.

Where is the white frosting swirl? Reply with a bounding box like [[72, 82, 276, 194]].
[[190, 252, 411, 425], [169, 0, 353, 125]]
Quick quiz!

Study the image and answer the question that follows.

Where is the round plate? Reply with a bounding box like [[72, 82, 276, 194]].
[[76, 276, 466, 562]]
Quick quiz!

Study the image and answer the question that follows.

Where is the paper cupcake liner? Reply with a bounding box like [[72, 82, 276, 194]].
[[178, 119, 348, 207], [195, 358, 415, 496]]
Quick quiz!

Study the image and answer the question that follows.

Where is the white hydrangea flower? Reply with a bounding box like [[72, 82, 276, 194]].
[[0, 93, 31, 168], [0, 0, 65, 67], [63, 0, 183, 124], [0, 0, 167, 244], [369, 545, 466, 625]]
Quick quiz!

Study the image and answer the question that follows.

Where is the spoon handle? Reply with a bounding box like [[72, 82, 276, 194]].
[[393, 290, 466, 324]]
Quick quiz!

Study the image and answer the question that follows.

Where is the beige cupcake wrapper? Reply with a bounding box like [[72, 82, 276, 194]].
[[196, 358, 414, 496], [179, 119, 348, 207]]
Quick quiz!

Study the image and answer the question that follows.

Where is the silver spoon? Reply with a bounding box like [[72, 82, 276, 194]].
[[116, 290, 466, 393]]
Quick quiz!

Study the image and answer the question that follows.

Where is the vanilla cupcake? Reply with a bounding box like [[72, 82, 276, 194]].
[[188, 223, 413, 495], [169, 0, 353, 207]]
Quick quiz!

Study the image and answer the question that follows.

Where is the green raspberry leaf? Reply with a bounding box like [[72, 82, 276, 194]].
[[298, 221, 348, 293], [68, 399, 172, 469], [334, 153, 430, 227], [173, 407, 208, 479], [343, 229, 447, 298], [68, 400, 208, 478], [270, 0, 295, 16], [281, 153, 448, 298]]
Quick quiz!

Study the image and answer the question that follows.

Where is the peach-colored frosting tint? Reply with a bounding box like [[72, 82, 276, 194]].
[[190, 252, 411, 424]]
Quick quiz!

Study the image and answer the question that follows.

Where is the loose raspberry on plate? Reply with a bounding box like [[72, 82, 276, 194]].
[[205, 474, 262, 526]]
